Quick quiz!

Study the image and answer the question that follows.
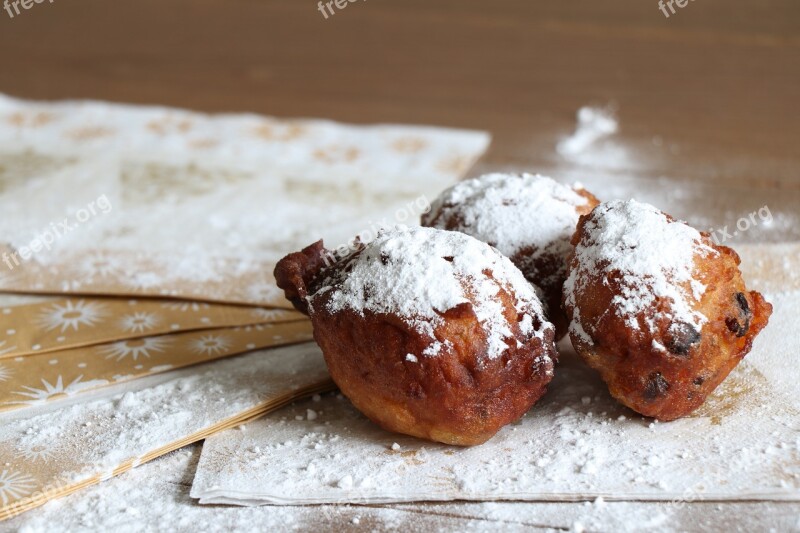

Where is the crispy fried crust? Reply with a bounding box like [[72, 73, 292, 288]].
[[274, 241, 557, 446], [564, 213, 773, 421], [273, 240, 329, 315]]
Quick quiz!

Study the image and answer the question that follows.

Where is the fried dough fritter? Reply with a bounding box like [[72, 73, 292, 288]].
[[563, 200, 772, 421], [275, 226, 557, 445]]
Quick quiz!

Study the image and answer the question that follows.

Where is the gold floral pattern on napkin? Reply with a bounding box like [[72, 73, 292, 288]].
[[0, 296, 302, 358], [0, 320, 313, 414]]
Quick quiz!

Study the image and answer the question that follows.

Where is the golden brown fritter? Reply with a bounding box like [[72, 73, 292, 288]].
[[275, 226, 557, 445], [422, 173, 599, 339], [563, 200, 772, 421]]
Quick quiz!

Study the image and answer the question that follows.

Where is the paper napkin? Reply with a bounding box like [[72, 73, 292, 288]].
[[0, 95, 490, 306], [192, 290, 800, 505]]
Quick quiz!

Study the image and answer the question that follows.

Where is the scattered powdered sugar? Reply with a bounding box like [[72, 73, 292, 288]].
[[11, 443, 795, 533], [7, 288, 800, 531], [557, 106, 619, 157], [6, 291, 797, 530], [316, 226, 548, 360], [423, 173, 590, 286], [564, 200, 717, 341]]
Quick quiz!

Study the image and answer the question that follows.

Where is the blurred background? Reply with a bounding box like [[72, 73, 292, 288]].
[[1, 0, 798, 237]]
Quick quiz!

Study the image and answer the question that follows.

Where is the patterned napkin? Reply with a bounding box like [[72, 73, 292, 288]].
[[0, 95, 490, 306], [0, 292, 313, 415], [0, 320, 313, 414]]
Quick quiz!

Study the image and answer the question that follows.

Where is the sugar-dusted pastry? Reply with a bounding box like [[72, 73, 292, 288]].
[[563, 200, 772, 421], [422, 173, 599, 338], [274, 226, 557, 445]]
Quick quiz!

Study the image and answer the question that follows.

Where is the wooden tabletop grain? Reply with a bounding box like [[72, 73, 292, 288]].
[[1, 1, 798, 529]]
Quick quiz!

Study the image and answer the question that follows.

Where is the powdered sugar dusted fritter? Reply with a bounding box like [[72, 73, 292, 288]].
[[318, 225, 548, 361], [274, 226, 557, 445], [563, 199, 772, 421], [564, 199, 717, 345], [424, 173, 593, 286]]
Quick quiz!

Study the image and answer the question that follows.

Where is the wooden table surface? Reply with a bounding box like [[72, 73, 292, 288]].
[[1, 1, 798, 530]]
